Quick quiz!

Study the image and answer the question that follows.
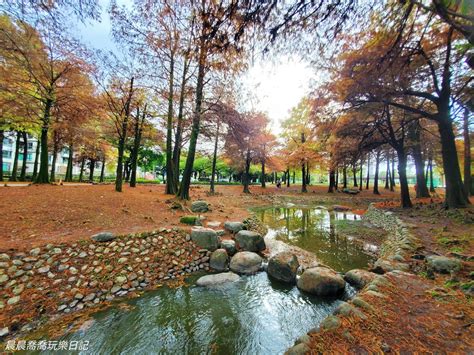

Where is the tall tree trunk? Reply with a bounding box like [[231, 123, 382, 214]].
[[359, 160, 363, 191], [178, 38, 206, 200], [260, 161, 266, 188], [373, 150, 380, 195], [0, 130, 3, 181], [115, 77, 134, 192], [366, 154, 370, 190], [306, 162, 310, 185], [89, 159, 95, 181], [10, 132, 20, 181], [384, 156, 390, 190], [301, 132, 307, 193], [130, 107, 145, 188], [428, 158, 435, 193], [65, 145, 73, 182], [210, 117, 220, 194], [286, 169, 290, 187], [50, 138, 58, 182], [165, 55, 176, 194], [20, 131, 27, 181], [243, 149, 251, 194], [36, 98, 53, 184], [335, 168, 339, 189], [79, 157, 85, 182], [172, 57, 189, 191], [342, 164, 347, 188], [437, 112, 470, 207], [463, 107, 472, 196], [390, 152, 396, 189], [292, 171, 295, 184], [328, 169, 336, 193], [410, 121, 430, 198], [100, 157, 106, 183], [396, 148, 412, 208], [352, 164, 358, 187], [32, 137, 40, 181]]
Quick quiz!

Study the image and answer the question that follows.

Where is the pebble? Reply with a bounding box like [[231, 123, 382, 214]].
[[12, 284, 24, 295], [0, 327, 9, 338], [37, 266, 50, 273], [69, 267, 78, 275], [7, 296, 20, 305]]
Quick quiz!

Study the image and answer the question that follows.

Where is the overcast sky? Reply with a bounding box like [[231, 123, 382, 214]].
[[74, 0, 314, 134]]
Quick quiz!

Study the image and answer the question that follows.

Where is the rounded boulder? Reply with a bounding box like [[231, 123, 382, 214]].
[[190, 227, 219, 251], [267, 252, 300, 284], [229, 251, 262, 275], [210, 249, 229, 271], [235, 230, 266, 252], [344, 269, 377, 289], [297, 267, 346, 297]]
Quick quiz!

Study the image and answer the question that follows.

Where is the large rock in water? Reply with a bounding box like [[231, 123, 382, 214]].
[[426, 255, 461, 274], [224, 221, 245, 233], [267, 252, 300, 284], [229, 252, 262, 274], [190, 227, 219, 251], [91, 232, 116, 242], [297, 267, 346, 296], [344, 269, 377, 289], [235, 230, 266, 252], [220, 239, 237, 256], [196, 272, 240, 287], [191, 200, 209, 213], [210, 249, 229, 271]]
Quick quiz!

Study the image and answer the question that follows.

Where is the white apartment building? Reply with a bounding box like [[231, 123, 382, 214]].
[[2, 131, 81, 178]]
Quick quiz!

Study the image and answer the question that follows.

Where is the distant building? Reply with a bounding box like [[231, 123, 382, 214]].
[[2, 132, 81, 179]]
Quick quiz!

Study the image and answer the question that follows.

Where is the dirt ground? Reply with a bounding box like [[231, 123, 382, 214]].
[[1, 182, 472, 352], [0, 183, 398, 251]]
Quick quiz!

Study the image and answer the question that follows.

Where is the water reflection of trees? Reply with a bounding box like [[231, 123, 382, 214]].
[[257, 208, 371, 272]]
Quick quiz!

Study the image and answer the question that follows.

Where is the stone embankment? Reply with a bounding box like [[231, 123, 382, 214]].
[[0, 228, 209, 338]]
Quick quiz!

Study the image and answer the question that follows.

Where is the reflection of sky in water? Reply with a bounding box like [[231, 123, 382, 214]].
[[255, 207, 374, 273]]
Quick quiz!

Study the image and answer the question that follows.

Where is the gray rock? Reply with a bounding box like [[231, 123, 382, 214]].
[[91, 232, 116, 242], [320, 315, 341, 330], [191, 200, 209, 213], [7, 296, 20, 305], [209, 249, 229, 271], [196, 272, 240, 287], [334, 301, 367, 319], [115, 275, 127, 285], [229, 252, 262, 274], [297, 267, 346, 296], [267, 252, 299, 284], [344, 269, 377, 289], [426, 255, 462, 274], [0, 253, 10, 261], [37, 266, 50, 274], [111, 285, 121, 294], [285, 343, 310, 355], [190, 227, 219, 251], [83, 293, 96, 302], [0, 327, 9, 338], [0, 274, 8, 284], [224, 221, 245, 233], [235, 230, 266, 252], [220, 239, 237, 256]]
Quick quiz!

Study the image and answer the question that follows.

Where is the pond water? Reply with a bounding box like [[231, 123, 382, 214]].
[[253, 206, 375, 272], [48, 205, 373, 355], [58, 273, 354, 355]]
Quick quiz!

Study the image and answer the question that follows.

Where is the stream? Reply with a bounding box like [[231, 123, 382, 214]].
[[52, 206, 375, 354]]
